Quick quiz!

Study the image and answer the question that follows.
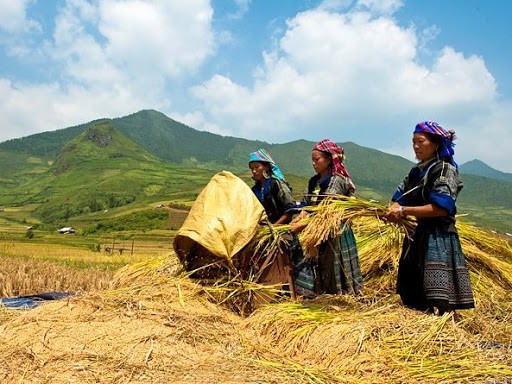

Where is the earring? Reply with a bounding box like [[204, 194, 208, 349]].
[[263, 170, 270, 179]]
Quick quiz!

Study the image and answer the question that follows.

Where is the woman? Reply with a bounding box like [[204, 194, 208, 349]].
[[291, 139, 362, 296], [248, 149, 297, 298], [384, 121, 475, 314], [248, 149, 296, 224]]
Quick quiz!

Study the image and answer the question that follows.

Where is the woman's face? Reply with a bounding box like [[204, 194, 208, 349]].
[[413, 132, 438, 162], [249, 161, 270, 183], [311, 150, 331, 176]]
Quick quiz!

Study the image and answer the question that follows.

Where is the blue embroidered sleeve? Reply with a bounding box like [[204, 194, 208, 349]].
[[391, 179, 406, 202], [391, 189, 403, 202], [427, 163, 461, 215], [429, 193, 456, 215]]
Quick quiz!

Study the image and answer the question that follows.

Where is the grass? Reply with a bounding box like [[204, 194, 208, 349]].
[[1, 193, 512, 383], [0, 238, 171, 297], [1, 246, 510, 383]]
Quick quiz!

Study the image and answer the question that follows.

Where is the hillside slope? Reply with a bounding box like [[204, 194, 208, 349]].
[[460, 159, 512, 183], [1, 121, 217, 223], [0, 109, 511, 230]]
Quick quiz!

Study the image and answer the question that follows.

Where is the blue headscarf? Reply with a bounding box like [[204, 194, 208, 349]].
[[414, 121, 458, 168], [248, 149, 286, 180]]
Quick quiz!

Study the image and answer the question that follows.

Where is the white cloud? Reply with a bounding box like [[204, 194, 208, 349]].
[[318, 0, 353, 12], [0, 0, 40, 34], [226, 0, 251, 20], [0, 0, 215, 142], [448, 101, 512, 171], [190, 6, 510, 170], [355, 0, 404, 15], [0, 77, 164, 141], [98, 0, 214, 77]]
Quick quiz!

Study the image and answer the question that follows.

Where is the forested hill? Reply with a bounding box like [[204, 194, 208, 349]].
[[460, 159, 512, 183], [1, 109, 511, 208]]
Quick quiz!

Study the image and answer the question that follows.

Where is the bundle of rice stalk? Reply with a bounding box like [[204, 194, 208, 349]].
[[201, 275, 284, 316], [253, 223, 293, 255], [462, 240, 512, 290], [355, 217, 403, 271], [299, 196, 414, 258], [243, 301, 512, 383], [458, 220, 512, 261]]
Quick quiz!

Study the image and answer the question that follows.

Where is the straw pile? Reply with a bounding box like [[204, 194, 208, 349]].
[[1, 197, 512, 383]]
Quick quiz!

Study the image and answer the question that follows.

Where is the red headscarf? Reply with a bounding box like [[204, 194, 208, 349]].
[[312, 139, 351, 178]]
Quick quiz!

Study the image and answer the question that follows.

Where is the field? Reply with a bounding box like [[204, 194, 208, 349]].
[[0, 202, 176, 296], [1, 199, 512, 383]]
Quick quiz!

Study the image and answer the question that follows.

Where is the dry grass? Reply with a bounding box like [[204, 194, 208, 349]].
[[0, 257, 114, 297], [1, 198, 512, 383], [0, 241, 159, 297], [1, 244, 511, 383]]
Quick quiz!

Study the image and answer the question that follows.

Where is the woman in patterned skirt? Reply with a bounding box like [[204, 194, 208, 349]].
[[291, 139, 363, 296], [383, 121, 475, 314]]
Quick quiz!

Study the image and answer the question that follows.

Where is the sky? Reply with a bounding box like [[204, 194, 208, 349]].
[[1, 0, 511, 172]]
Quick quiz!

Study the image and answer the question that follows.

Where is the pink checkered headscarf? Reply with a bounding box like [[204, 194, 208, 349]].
[[312, 139, 351, 178]]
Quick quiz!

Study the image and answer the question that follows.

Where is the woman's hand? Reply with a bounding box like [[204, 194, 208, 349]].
[[289, 221, 307, 234], [290, 211, 308, 233], [382, 202, 403, 223]]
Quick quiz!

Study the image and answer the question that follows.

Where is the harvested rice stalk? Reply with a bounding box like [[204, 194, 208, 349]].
[[457, 220, 512, 261], [299, 196, 414, 258], [245, 301, 512, 383], [355, 218, 403, 274], [462, 241, 512, 289], [253, 223, 292, 254]]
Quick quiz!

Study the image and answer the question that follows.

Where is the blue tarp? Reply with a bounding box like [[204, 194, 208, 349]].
[[0, 292, 74, 309]]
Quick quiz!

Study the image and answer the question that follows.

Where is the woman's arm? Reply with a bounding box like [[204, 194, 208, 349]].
[[289, 210, 308, 233], [274, 212, 293, 225], [384, 202, 448, 223]]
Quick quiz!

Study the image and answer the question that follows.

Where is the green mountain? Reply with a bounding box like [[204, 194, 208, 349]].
[[460, 159, 512, 183], [0, 109, 511, 232], [0, 120, 217, 224]]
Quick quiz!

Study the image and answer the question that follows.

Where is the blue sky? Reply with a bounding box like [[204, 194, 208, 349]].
[[1, 0, 511, 172]]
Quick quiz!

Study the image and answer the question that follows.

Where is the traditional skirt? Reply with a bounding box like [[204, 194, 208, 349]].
[[293, 225, 363, 296], [397, 224, 475, 311]]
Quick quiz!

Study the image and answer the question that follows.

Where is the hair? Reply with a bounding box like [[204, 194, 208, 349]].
[[422, 132, 442, 145], [318, 150, 345, 163]]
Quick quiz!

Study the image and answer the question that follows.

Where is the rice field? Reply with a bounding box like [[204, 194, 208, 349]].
[[0, 237, 173, 297], [1, 199, 512, 383]]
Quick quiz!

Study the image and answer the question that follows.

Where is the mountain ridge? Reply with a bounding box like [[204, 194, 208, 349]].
[[1, 109, 510, 179], [0, 109, 511, 233], [460, 159, 512, 183]]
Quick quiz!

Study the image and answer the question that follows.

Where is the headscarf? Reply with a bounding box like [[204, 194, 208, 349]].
[[312, 139, 351, 178], [414, 121, 457, 168], [248, 148, 285, 180]]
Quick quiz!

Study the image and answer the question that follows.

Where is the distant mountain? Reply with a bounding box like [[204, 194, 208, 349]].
[[1, 109, 511, 230], [0, 110, 413, 200], [0, 120, 217, 223], [460, 159, 512, 183]]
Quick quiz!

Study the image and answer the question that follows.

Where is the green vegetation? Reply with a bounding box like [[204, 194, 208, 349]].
[[80, 209, 170, 234], [0, 109, 510, 234]]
